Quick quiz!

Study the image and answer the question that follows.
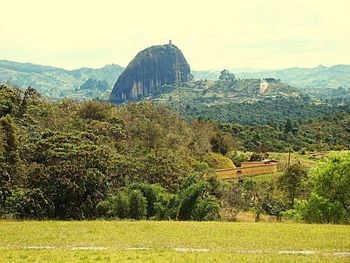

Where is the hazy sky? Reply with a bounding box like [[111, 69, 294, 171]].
[[1, 0, 349, 70]]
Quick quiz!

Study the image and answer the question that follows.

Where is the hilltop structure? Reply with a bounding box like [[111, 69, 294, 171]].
[[260, 78, 269, 93]]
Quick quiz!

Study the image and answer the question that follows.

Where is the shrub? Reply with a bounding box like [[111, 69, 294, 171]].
[[177, 181, 209, 220], [129, 183, 166, 218], [193, 196, 220, 221], [96, 200, 110, 218], [128, 190, 147, 220], [205, 153, 235, 169], [5, 188, 53, 219], [286, 194, 347, 224], [153, 192, 178, 220], [228, 151, 248, 167], [110, 192, 129, 219]]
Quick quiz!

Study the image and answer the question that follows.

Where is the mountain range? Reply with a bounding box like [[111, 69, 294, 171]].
[[0, 60, 123, 100], [1, 59, 349, 100]]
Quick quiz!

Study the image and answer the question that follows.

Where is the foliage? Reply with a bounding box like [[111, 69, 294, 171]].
[[228, 151, 248, 167], [110, 191, 129, 219], [96, 176, 221, 221], [192, 195, 220, 221], [185, 97, 350, 152], [310, 152, 350, 213], [4, 188, 54, 219], [129, 183, 166, 218], [292, 193, 347, 224], [176, 174, 220, 221], [0, 85, 349, 223], [205, 152, 235, 169], [284, 152, 350, 224], [249, 151, 269, 161], [128, 190, 147, 220], [0, 85, 217, 219], [278, 163, 308, 208], [210, 131, 235, 155]]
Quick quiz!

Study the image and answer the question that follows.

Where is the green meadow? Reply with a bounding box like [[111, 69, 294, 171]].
[[1, 220, 349, 262]]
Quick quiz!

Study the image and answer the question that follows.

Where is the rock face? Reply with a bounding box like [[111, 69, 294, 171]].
[[110, 43, 191, 102]]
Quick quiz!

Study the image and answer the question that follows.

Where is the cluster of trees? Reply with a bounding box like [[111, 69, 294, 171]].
[[184, 97, 350, 152], [217, 118, 350, 152], [185, 96, 349, 124], [0, 84, 349, 224], [0, 85, 228, 219]]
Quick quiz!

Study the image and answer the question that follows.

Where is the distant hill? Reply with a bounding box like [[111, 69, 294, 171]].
[[0, 60, 124, 99], [192, 70, 220, 80], [235, 64, 350, 90]]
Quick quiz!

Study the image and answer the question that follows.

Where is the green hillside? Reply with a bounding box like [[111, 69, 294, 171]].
[[0, 60, 124, 100]]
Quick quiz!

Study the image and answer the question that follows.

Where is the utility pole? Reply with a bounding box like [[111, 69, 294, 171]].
[[175, 51, 184, 116]]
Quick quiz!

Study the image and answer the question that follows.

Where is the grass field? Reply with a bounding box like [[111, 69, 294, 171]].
[[1, 220, 349, 262]]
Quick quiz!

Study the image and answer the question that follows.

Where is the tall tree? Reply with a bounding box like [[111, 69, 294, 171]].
[[278, 163, 308, 208]]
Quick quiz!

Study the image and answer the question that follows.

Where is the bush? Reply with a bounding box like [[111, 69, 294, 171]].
[[193, 196, 220, 221], [129, 183, 166, 218], [128, 190, 147, 219], [177, 180, 209, 220], [228, 151, 248, 167], [249, 151, 269, 161], [110, 192, 129, 219], [286, 194, 347, 224], [283, 152, 350, 224], [153, 192, 178, 220], [5, 188, 53, 219], [96, 200, 110, 218], [205, 153, 235, 169]]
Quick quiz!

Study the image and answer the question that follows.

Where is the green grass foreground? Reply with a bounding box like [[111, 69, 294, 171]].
[[0, 220, 349, 262]]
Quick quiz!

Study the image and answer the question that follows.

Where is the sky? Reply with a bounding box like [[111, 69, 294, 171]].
[[1, 0, 349, 70]]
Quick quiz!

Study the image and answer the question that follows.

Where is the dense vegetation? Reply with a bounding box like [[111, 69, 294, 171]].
[[0, 84, 349, 223], [183, 97, 350, 152], [0, 84, 225, 220]]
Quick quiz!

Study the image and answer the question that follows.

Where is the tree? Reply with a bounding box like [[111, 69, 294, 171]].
[[284, 119, 293, 134], [249, 151, 269, 162], [0, 85, 21, 117], [0, 115, 19, 165], [219, 181, 247, 221], [210, 132, 234, 155], [189, 120, 215, 161], [283, 153, 350, 224], [192, 196, 220, 221], [4, 188, 54, 219], [293, 193, 347, 224], [24, 131, 111, 219], [19, 87, 44, 116], [219, 69, 236, 82], [278, 163, 308, 208]]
